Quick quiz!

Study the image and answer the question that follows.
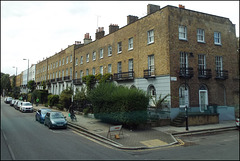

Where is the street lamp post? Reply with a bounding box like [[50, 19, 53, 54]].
[[23, 59, 29, 94], [184, 52, 189, 131], [13, 66, 18, 76]]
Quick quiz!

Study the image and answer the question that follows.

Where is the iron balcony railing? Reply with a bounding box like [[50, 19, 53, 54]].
[[57, 77, 63, 82], [179, 67, 194, 78], [64, 76, 70, 81], [113, 71, 134, 81], [73, 79, 83, 85], [215, 70, 228, 80], [198, 68, 212, 79], [50, 79, 56, 82], [143, 69, 155, 79]]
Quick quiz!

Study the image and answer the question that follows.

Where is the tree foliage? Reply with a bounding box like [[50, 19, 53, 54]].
[[59, 87, 73, 110]]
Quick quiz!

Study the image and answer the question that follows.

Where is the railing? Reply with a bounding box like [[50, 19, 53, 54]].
[[113, 71, 134, 81], [143, 69, 155, 79], [64, 76, 70, 81], [179, 67, 194, 78], [57, 77, 63, 82], [50, 79, 56, 82], [73, 79, 82, 85], [198, 68, 212, 79], [215, 70, 228, 80]]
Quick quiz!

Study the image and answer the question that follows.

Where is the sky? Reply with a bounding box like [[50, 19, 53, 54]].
[[1, 1, 239, 76]]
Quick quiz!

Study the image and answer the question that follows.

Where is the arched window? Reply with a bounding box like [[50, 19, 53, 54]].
[[179, 84, 189, 108]]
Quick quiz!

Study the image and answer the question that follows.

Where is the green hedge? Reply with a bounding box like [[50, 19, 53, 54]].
[[89, 82, 149, 127], [48, 94, 59, 107]]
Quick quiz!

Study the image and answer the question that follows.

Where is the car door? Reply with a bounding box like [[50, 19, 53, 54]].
[[45, 113, 50, 125]]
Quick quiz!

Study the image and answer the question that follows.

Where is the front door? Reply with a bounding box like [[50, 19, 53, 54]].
[[199, 90, 208, 112]]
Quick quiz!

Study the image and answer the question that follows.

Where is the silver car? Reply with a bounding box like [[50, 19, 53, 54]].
[[20, 102, 33, 113], [44, 112, 67, 129]]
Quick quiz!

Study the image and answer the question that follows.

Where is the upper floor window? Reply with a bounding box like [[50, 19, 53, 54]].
[[53, 63, 55, 69], [86, 53, 89, 62], [147, 30, 154, 44], [59, 60, 61, 66], [86, 69, 89, 76], [92, 67, 96, 75], [92, 51, 96, 61], [197, 29, 205, 43], [100, 48, 103, 59], [56, 61, 58, 68], [66, 56, 69, 64], [118, 42, 122, 53], [75, 71, 77, 78], [215, 56, 223, 71], [80, 56, 83, 64], [100, 66, 103, 75], [75, 58, 78, 66], [108, 64, 112, 73], [62, 58, 65, 65], [179, 25, 187, 40], [128, 37, 133, 50], [70, 54, 72, 62], [66, 68, 68, 76], [108, 45, 112, 56], [80, 70, 83, 79], [214, 32, 221, 45]]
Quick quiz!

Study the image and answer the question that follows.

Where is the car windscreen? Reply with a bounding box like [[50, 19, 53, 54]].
[[51, 112, 64, 119], [22, 102, 32, 106], [41, 110, 51, 114]]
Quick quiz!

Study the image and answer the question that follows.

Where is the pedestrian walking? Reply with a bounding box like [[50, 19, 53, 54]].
[[36, 97, 39, 106]]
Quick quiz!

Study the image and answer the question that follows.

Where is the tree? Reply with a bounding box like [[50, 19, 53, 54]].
[[59, 87, 73, 110], [27, 80, 36, 93], [1, 74, 11, 96]]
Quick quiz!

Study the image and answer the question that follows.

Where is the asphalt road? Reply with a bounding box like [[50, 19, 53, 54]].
[[1, 98, 239, 160]]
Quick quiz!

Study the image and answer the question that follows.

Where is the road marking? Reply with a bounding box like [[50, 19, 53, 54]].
[[140, 139, 168, 147], [2, 131, 16, 160]]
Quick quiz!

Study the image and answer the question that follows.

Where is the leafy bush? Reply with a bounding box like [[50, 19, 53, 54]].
[[48, 94, 59, 107], [59, 87, 73, 110], [73, 87, 89, 111], [89, 82, 149, 127]]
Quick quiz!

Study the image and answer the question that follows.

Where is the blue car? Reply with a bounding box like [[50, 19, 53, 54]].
[[35, 108, 52, 123]]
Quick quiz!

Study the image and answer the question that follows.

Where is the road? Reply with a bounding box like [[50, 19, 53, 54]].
[[1, 98, 239, 160]]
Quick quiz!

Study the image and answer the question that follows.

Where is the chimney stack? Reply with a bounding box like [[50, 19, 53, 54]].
[[147, 4, 160, 15], [95, 27, 105, 40], [127, 15, 138, 25], [179, 4, 185, 9], [84, 33, 92, 44], [109, 24, 119, 34]]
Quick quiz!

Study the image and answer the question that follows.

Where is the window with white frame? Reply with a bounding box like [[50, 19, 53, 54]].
[[215, 56, 223, 76], [80, 70, 83, 79], [148, 55, 154, 75], [214, 32, 221, 45], [70, 54, 72, 62], [108, 64, 112, 73], [147, 30, 154, 44], [100, 66, 103, 75], [48, 65, 49, 71], [179, 25, 187, 40], [56, 61, 58, 68], [66, 68, 68, 76], [108, 45, 112, 56], [197, 29, 205, 43], [180, 52, 188, 68], [75, 58, 78, 66], [100, 48, 103, 59], [86, 69, 89, 76], [179, 85, 189, 107], [118, 42, 122, 53], [59, 71, 61, 78], [59, 60, 61, 66], [53, 63, 55, 69], [66, 56, 68, 64], [75, 71, 77, 78], [62, 58, 65, 65], [198, 54, 206, 75], [70, 67, 72, 79], [80, 56, 83, 64], [92, 51, 96, 61], [129, 59, 133, 77], [92, 67, 95, 75], [62, 70, 64, 78], [128, 37, 133, 50], [117, 62, 122, 73], [56, 72, 58, 78], [86, 53, 89, 62], [53, 72, 54, 79]]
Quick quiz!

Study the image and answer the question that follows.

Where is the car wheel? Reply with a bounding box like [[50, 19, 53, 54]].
[[48, 123, 52, 129]]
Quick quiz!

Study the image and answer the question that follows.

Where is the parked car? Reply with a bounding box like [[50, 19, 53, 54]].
[[10, 99, 16, 106], [5, 97, 13, 104], [16, 100, 23, 110], [14, 100, 19, 110], [35, 108, 52, 123], [20, 102, 33, 113], [236, 117, 239, 129], [44, 112, 67, 129]]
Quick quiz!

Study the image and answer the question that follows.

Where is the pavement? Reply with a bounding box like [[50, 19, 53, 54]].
[[32, 104, 237, 150]]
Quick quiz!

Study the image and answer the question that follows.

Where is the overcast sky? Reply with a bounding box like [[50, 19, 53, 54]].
[[1, 1, 239, 76]]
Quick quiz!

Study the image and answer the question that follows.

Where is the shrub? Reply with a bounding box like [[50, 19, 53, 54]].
[[89, 82, 149, 127], [59, 87, 73, 110], [48, 94, 59, 107]]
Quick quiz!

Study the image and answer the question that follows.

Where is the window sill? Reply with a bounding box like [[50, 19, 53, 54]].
[[118, 51, 122, 54], [179, 38, 188, 41], [128, 48, 133, 51], [108, 55, 112, 57], [147, 42, 154, 45], [214, 43, 222, 46], [197, 41, 205, 44]]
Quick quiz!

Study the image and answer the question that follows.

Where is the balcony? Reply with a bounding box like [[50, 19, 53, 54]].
[[57, 77, 64, 83], [198, 68, 212, 79], [50, 79, 56, 83], [64, 76, 71, 82], [73, 79, 83, 85], [215, 70, 228, 80], [179, 67, 194, 78], [113, 71, 134, 81], [144, 69, 155, 79]]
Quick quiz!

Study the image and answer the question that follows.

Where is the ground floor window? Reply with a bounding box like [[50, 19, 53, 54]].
[[179, 84, 189, 108]]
